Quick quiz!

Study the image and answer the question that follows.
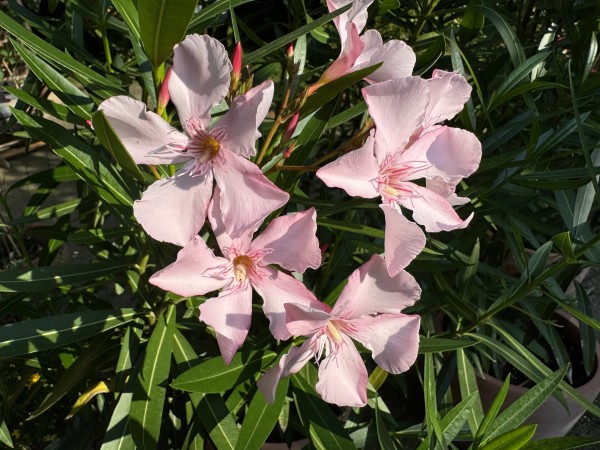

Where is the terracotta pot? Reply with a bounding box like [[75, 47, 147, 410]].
[[476, 310, 600, 439]]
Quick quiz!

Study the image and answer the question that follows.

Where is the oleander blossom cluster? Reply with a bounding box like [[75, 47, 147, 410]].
[[98, 5, 481, 407]]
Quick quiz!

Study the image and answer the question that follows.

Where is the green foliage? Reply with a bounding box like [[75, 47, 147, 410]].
[[1, 0, 599, 448]]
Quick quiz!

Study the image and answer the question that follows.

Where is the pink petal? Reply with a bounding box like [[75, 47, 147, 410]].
[[250, 208, 321, 273], [424, 127, 482, 181], [98, 96, 189, 165], [425, 70, 472, 126], [258, 336, 318, 403], [399, 183, 473, 232], [381, 205, 427, 276], [354, 31, 416, 84], [316, 334, 368, 407], [321, 22, 365, 82], [199, 284, 253, 365], [214, 81, 274, 158], [362, 77, 429, 157], [133, 170, 213, 246], [426, 177, 470, 206], [316, 135, 379, 198], [284, 302, 333, 337], [213, 150, 289, 239], [169, 34, 232, 127], [346, 313, 420, 374], [207, 186, 254, 258], [327, 0, 371, 44], [253, 266, 323, 340], [332, 253, 421, 318], [149, 236, 229, 296]]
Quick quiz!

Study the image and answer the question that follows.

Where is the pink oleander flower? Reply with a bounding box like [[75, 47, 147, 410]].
[[314, 0, 415, 89], [258, 254, 421, 407], [99, 34, 288, 246], [317, 72, 482, 276], [150, 189, 322, 364]]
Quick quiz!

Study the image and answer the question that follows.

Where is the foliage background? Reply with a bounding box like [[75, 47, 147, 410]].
[[0, 0, 600, 449]]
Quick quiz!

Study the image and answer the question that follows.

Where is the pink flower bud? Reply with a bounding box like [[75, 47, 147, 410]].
[[85, 119, 94, 129], [157, 66, 173, 115], [232, 42, 243, 78], [281, 113, 299, 143], [286, 43, 294, 59]]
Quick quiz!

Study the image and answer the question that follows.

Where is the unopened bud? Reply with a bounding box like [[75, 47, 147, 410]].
[[286, 43, 294, 59], [281, 113, 299, 143], [85, 119, 94, 129], [283, 141, 296, 158], [157, 66, 173, 116], [286, 42, 297, 77], [230, 42, 243, 94]]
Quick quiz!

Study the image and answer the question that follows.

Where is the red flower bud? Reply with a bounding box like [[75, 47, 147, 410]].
[[232, 42, 243, 78], [286, 43, 294, 59], [157, 66, 173, 115], [281, 113, 299, 143]]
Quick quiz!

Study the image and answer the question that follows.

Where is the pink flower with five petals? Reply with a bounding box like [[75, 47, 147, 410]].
[[150, 189, 322, 364], [257, 254, 421, 407], [317, 73, 482, 276], [314, 0, 416, 89], [99, 34, 288, 246]]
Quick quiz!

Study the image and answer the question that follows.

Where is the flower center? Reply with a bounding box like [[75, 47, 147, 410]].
[[185, 130, 221, 164], [232, 255, 254, 282], [325, 321, 344, 344]]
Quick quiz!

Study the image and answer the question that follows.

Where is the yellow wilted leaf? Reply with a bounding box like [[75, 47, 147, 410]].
[[67, 380, 111, 419]]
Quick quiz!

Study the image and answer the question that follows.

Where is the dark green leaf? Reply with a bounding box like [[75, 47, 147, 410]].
[[292, 366, 355, 450], [418, 337, 478, 353], [575, 282, 596, 376], [172, 350, 276, 393], [130, 304, 176, 450], [235, 377, 290, 450], [0, 309, 144, 358], [522, 436, 600, 449], [480, 425, 536, 450], [244, 5, 351, 65], [139, 0, 198, 67], [0, 413, 13, 448], [0, 260, 134, 293], [456, 348, 484, 435]]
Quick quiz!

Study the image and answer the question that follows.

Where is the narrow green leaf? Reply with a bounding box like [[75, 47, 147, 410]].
[[3, 86, 84, 124], [473, 375, 512, 447], [456, 348, 484, 435], [7, 198, 81, 227], [0, 413, 13, 448], [244, 5, 351, 65], [172, 350, 276, 393], [12, 109, 135, 208], [526, 241, 553, 279], [0, 260, 133, 293], [92, 110, 149, 182], [375, 400, 398, 450], [139, 0, 197, 67], [28, 334, 116, 419], [574, 282, 596, 376], [12, 41, 93, 120], [0, 10, 123, 97], [440, 391, 477, 444], [0, 309, 144, 358], [551, 232, 575, 261], [488, 52, 550, 111], [317, 218, 384, 239], [112, 0, 141, 41], [573, 148, 600, 239], [292, 366, 355, 450], [424, 353, 446, 448], [101, 340, 143, 450], [522, 435, 600, 449], [472, 6, 525, 68], [130, 304, 176, 450], [235, 377, 290, 450], [419, 337, 478, 354], [197, 394, 239, 450], [480, 424, 536, 450], [187, 0, 253, 33], [481, 366, 569, 445]]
